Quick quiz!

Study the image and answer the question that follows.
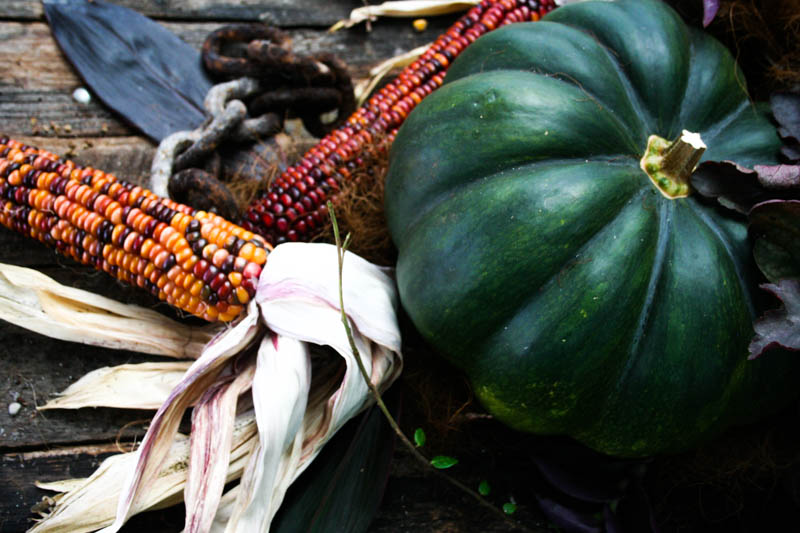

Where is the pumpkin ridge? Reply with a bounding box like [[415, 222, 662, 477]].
[[623, 198, 672, 373], [685, 200, 756, 318], [513, 89, 642, 157], [545, 0, 691, 136], [692, 99, 754, 154], [445, 21, 651, 145], [531, 185, 650, 297], [585, 44, 652, 146], [386, 72, 645, 245], [541, 20, 655, 142], [478, 184, 652, 352], [393, 157, 641, 254], [488, 71, 643, 156], [472, 187, 662, 437], [677, 29, 754, 141], [397, 161, 645, 361]]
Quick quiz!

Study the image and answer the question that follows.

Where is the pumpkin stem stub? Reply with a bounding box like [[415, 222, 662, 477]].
[[640, 130, 706, 199]]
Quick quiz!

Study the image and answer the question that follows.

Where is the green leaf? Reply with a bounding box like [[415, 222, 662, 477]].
[[430, 455, 458, 469], [478, 480, 491, 496], [271, 391, 397, 533], [413, 427, 426, 447], [503, 502, 518, 515]]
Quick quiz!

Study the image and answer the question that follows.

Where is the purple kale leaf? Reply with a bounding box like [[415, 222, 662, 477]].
[[749, 199, 800, 282], [692, 161, 769, 213], [691, 160, 800, 214], [771, 92, 800, 161], [749, 279, 800, 359], [702, 0, 720, 27], [753, 164, 800, 189]]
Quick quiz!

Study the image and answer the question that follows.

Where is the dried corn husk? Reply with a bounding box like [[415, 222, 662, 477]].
[[216, 243, 402, 531], [30, 414, 258, 533], [36, 478, 86, 495], [100, 307, 263, 533], [185, 362, 257, 533], [354, 44, 429, 106], [220, 335, 312, 531], [0, 263, 217, 357], [39, 362, 193, 410], [330, 0, 480, 31], [29, 242, 402, 533]]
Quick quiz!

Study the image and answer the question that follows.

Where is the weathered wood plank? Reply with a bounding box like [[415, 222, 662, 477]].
[[0, 315, 190, 450], [2, 18, 446, 88], [1, 19, 448, 138], [1, 445, 187, 533], [0, 443, 545, 533], [3, 0, 359, 25], [2, 446, 117, 533], [0, 90, 133, 138]]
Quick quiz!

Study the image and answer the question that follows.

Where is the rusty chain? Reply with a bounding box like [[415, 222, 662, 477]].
[[150, 24, 355, 220]]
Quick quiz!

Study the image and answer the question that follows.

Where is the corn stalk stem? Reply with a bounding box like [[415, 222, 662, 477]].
[[328, 201, 535, 533]]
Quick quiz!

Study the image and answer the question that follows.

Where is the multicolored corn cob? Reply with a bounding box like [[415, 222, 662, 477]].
[[0, 136, 269, 322], [0, 1, 555, 324], [242, 0, 556, 244]]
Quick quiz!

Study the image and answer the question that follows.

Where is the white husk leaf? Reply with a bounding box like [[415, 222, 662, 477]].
[[215, 242, 402, 532], [221, 336, 311, 531], [207, 486, 240, 533], [99, 310, 262, 533], [39, 362, 193, 410], [354, 44, 429, 106], [30, 414, 257, 533], [36, 478, 86, 494], [330, 0, 479, 31], [0, 263, 217, 357], [184, 362, 256, 533], [27, 242, 402, 533]]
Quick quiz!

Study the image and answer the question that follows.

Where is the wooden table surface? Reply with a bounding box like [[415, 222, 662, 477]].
[[0, 1, 554, 532]]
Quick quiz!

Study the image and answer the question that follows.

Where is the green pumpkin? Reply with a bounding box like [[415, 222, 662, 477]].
[[384, 0, 800, 457]]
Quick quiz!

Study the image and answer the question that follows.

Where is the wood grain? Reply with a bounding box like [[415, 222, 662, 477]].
[[4, 0, 357, 24], [1, 17, 450, 138], [0, 445, 190, 533]]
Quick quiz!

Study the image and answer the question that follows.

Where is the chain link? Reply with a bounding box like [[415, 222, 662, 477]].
[[149, 24, 355, 219]]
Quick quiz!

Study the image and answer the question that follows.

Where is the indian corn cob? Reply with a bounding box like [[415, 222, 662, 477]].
[[0, 136, 268, 322], [0, 0, 555, 324], [241, 0, 556, 244]]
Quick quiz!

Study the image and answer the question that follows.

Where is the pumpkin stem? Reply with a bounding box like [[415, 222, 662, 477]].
[[640, 130, 706, 199]]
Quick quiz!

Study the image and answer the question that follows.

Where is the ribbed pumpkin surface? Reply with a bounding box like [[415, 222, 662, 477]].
[[385, 0, 800, 456]]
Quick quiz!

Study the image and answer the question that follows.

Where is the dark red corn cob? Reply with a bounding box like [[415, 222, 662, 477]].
[[242, 0, 557, 244], [0, 136, 269, 322], [0, 1, 554, 323]]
